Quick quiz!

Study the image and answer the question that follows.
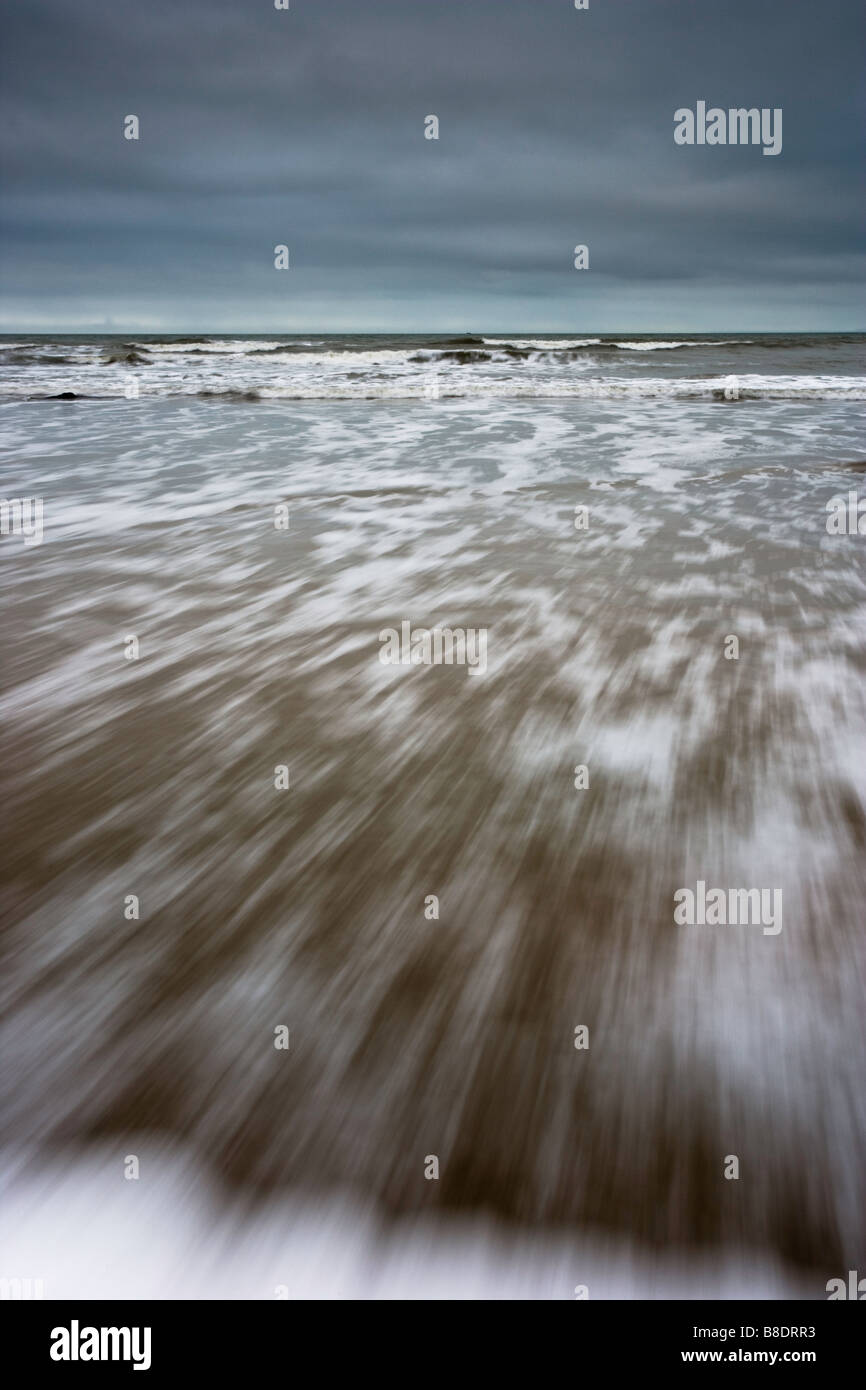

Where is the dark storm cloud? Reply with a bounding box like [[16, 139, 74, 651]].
[[1, 0, 863, 329]]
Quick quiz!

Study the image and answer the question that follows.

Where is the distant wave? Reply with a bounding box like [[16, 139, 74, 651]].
[[102, 350, 150, 366], [482, 338, 750, 352], [3, 334, 862, 405], [482, 337, 603, 349], [0, 351, 79, 366], [614, 340, 730, 351]]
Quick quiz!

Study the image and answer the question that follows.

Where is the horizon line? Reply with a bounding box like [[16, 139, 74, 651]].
[[1, 328, 863, 337]]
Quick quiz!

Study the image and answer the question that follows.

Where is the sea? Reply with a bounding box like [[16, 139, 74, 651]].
[[2, 331, 865, 1297]]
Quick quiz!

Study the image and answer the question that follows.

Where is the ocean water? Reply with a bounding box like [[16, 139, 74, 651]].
[[2, 330, 865, 401], [2, 333, 865, 1298]]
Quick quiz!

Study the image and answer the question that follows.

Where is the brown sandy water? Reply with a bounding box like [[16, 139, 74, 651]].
[[2, 391, 865, 1296]]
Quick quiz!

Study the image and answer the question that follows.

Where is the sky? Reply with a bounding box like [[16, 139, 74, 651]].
[[0, 0, 864, 332]]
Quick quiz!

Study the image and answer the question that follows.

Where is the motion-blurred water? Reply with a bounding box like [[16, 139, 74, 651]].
[[2, 334, 865, 1297]]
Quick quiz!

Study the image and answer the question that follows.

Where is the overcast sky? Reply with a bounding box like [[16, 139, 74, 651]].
[[1, 0, 863, 332]]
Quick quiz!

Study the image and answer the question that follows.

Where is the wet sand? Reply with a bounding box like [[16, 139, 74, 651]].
[[2, 394, 865, 1295]]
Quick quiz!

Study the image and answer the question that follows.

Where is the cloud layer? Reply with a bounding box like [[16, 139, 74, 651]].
[[1, 0, 863, 329]]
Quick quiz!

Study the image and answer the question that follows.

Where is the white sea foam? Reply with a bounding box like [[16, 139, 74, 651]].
[[611, 339, 745, 351], [481, 337, 602, 349], [0, 1146, 816, 1300]]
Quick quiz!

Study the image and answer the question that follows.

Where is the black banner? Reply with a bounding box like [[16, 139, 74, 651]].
[[4, 1299, 862, 1376]]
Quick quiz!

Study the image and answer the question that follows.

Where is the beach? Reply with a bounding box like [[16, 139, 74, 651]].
[[2, 333, 865, 1297]]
